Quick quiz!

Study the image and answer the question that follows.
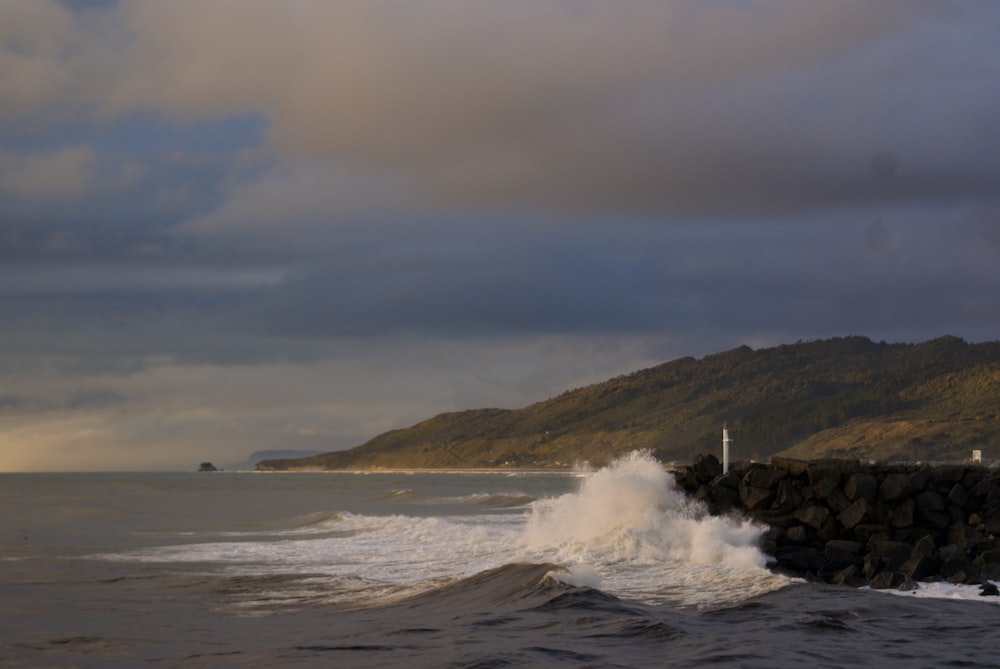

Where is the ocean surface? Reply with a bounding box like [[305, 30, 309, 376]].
[[2, 451, 998, 668]]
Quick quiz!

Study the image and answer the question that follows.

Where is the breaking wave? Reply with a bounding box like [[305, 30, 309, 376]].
[[524, 451, 770, 569]]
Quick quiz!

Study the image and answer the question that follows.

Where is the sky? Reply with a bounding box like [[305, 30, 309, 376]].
[[1, 0, 999, 471]]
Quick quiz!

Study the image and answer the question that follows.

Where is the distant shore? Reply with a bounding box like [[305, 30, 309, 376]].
[[251, 466, 585, 474]]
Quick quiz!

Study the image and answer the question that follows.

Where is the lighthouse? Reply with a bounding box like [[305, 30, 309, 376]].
[[722, 423, 732, 474]]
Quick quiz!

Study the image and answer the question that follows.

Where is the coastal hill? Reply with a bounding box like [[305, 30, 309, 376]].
[[257, 336, 1000, 470], [224, 449, 320, 471]]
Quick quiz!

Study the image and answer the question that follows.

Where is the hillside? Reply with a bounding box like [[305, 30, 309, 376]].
[[224, 449, 321, 471], [257, 336, 1000, 470]]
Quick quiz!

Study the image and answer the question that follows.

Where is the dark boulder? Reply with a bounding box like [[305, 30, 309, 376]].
[[745, 466, 787, 490], [785, 525, 810, 543], [947, 483, 969, 508], [795, 504, 830, 531], [975, 549, 1000, 580], [697, 479, 740, 514], [941, 557, 982, 585], [775, 479, 805, 511], [713, 471, 741, 490], [673, 467, 699, 492], [845, 472, 878, 503], [910, 534, 937, 559], [824, 540, 863, 569], [769, 456, 810, 478], [983, 509, 1000, 537], [947, 524, 984, 553], [880, 473, 911, 502], [692, 453, 722, 484], [853, 524, 889, 546], [868, 571, 917, 591], [916, 490, 946, 514], [774, 546, 824, 574], [807, 462, 843, 499], [890, 497, 915, 528], [739, 484, 775, 511], [907, 467, 932, 494], [920, 510, 952, 530], [902, 555, 940, 581], [970, 477, 999, 499], [935, 466, 967, 488], [866, 539, 913, 572], [837, 498, 868, 530], [831, 564, 867, 587]]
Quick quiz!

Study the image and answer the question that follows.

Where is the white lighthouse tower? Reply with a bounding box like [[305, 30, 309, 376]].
[[722, 423, 732, 474]]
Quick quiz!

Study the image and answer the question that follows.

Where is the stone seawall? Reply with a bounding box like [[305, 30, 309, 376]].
[[672, 455, 1000, 591]]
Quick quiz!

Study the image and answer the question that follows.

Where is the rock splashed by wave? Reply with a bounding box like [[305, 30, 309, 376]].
[[525, 451, 771, 567]]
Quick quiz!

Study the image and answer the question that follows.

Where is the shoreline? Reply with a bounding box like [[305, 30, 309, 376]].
[[249, 466, 587, 474]]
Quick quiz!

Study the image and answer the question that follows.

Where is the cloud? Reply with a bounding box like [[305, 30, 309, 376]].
[[0, 265, 284, 294], [7, 1, 994, 221], [0, 0, 77, 119], [66, 387, 124, 410], [0, 395, 24, 411], [0, 0, 121, 124], [175, 163, 410, 239], [112, 1, 998, 217], [0, 145, 95, 198]]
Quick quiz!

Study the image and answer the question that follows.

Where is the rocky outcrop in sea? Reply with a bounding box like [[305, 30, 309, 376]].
[[673, 455, 1000, 590]]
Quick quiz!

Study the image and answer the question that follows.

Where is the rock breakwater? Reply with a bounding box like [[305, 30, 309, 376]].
[[673, 455, 1000, 590]]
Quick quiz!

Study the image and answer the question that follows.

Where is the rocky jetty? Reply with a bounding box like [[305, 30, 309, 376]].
[[673, 455, 1000, 590]]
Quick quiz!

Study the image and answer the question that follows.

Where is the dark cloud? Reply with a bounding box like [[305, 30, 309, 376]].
[[0, 395, 24, 412], [210, 213, 994, 348], [864, 220, 893, 258], [66, 387, 124, 410]]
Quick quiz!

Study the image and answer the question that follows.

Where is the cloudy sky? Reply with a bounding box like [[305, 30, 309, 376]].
[[1, 1, 998, 471]]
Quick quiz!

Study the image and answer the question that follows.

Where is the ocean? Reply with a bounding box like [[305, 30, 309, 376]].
[[2, 451, 998, 668]]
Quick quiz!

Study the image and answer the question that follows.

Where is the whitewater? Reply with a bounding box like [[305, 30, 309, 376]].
[[2, 452, 998, 667]]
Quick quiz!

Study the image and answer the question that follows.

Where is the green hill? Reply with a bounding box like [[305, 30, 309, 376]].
[[257, 336, 1000, 470]]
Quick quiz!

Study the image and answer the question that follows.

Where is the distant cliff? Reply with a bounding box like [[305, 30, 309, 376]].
[[257, 336, 1000, 471]]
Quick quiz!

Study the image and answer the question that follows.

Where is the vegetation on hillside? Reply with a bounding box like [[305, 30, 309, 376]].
[[257, 336, 1000, 470]]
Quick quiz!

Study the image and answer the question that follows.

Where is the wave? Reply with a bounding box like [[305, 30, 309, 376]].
[[372, 489, 419, 501], [517, 451, 793, 607], [286, 510, 346, 530], [437, 493, 537, 508], [390, 562, 638, 616], [199, 511, 349, 538], [524, 450, 769, 569]]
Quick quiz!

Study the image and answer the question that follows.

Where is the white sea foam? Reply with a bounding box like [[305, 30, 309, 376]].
[[428, 492, 536, 507], [552, 563, 603, 589], [866, 580, 1000, 605], [524, 450, 770, 569], [517, 451, 789, 607]]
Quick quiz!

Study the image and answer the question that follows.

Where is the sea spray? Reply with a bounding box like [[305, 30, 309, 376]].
[[524, 450, 772, 571], [518, 452, 795, 607]]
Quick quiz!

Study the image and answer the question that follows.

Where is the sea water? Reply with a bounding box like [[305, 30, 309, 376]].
[[1, 452, 998, 668]]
